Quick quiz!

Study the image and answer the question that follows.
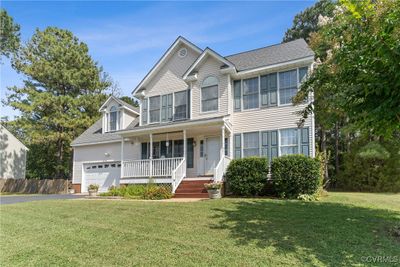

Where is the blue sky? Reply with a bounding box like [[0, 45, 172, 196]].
[[1, 1, 315, 119]]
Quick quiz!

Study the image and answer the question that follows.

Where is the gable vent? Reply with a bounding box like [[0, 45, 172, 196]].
[[178, 48, 187, 58]]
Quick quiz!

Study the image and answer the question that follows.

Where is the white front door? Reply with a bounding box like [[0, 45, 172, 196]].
[[205, 137, 220, 175]]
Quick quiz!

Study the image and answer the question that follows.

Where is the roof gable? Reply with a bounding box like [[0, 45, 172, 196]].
[[132, 36, 202, 95], [182, 48, 236, 80], [99, 96, 139, 115]]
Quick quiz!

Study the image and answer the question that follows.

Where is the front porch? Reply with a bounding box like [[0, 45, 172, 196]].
[[119, 117, 233, 192]]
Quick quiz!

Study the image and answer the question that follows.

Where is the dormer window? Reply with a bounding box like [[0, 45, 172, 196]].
[[109, 106, 119, 131]]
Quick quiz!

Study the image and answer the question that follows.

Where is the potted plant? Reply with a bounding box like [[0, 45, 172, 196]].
[[204, 182, 223, 199], [88, 184, 99, 196]]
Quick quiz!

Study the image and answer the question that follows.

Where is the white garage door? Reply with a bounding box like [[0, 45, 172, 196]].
[[83, 162, 121, 193]]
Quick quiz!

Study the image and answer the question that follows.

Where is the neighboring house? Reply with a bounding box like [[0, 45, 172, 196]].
[[71, 36, 315, 196], [0, 124, 28, 179]]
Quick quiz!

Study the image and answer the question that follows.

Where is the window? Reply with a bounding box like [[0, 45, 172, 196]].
[[280, 129, 298, 155], [279, 70, 297, 105], [149, 96, 161, 123], [142, 99, 148, 125], [260, 73, 277, 107], [187, 138, 194, 168], [243, 78, 259, 109], [174, 91, 187, 120], [234, 134, 241, 159], [299, 67, 308, 83], [160, 141, 172, 158], [224, 138, 229, 156], [243, 132, 259, 157], [173, 140, 184, 157], [200, 140, 204, 157], [234, 80, 241, 111], [201, 76, 218, 112], [161, 94, 173, 122], [141, 143, 149, 159], [109, 106, 118, 131]]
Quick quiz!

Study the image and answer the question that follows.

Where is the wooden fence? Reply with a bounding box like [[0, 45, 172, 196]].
[[0, 179, 68, 194]]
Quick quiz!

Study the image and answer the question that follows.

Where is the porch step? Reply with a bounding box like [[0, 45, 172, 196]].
[[173, 179, 212, 198], [174, 193, 209, 198]]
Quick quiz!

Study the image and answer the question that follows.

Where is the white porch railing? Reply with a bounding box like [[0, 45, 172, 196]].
[[122, 157, 184, 178], [213, 156, 232, 182], [172, 158, 186, 193]]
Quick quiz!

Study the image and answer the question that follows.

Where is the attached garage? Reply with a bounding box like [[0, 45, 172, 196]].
[[82, 162, 121, 193]]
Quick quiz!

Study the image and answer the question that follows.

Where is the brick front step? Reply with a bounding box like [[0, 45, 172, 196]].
[[173, 179, 212, 198], [174, 193, 209, 198]]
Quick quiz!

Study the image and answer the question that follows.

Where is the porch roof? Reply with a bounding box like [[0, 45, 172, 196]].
[[119, 116, 230, 137]]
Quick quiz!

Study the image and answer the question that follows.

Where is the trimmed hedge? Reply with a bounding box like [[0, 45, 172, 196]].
[[226, 157, 268, 196], [271, 155, 322, 198]]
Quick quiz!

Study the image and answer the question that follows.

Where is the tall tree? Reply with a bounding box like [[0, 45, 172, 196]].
[[0, 9, 20, 58], [283, 0, 336, 43], [295, 0, 400, 138], [6, 27, 111, 178]]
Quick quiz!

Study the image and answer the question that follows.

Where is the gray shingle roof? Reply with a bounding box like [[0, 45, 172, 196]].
[[225, 39, 314, 71], [71, 117, 140, 146]]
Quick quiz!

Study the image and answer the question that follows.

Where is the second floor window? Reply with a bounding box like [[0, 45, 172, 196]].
[[234, 66, 308, 111], [174, 90, 188, 120], [243, 78, 259, 109], [201, 76, 218, 112], [109, 106, 118, 131], [149, 96, 161, 123]]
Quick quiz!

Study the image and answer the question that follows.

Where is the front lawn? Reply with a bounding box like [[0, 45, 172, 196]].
[[1, 193, 399, 266]]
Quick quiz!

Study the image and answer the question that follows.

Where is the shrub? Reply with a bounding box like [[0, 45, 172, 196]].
[[271, 155, 322, 198], [142, 186, 172, 200], [226, 157, 268, 196]]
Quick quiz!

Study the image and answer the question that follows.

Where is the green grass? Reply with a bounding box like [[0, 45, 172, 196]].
[[1, 193, 399, 266]]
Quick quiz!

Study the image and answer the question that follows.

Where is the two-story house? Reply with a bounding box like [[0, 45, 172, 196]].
[[71, 36, 315, 197]]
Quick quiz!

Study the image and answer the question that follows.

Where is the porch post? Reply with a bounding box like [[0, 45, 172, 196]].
[[120, 137, 124, 179], [149, 133, 153, 177], [183, 129, 187, 159], [221, 125, 225, 159]]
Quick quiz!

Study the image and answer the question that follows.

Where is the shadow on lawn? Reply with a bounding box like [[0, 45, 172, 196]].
[[211, 199, 400, 266]]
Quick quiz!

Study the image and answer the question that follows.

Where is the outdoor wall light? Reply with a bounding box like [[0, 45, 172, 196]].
[[104, 152, 110, 157]]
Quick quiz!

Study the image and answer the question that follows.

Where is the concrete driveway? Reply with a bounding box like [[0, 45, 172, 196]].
[[0, 194, 86, 205]]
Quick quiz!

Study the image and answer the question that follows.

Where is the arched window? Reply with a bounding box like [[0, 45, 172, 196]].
[[201, 76, 218, 112], [109, 106, 118, 131]]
